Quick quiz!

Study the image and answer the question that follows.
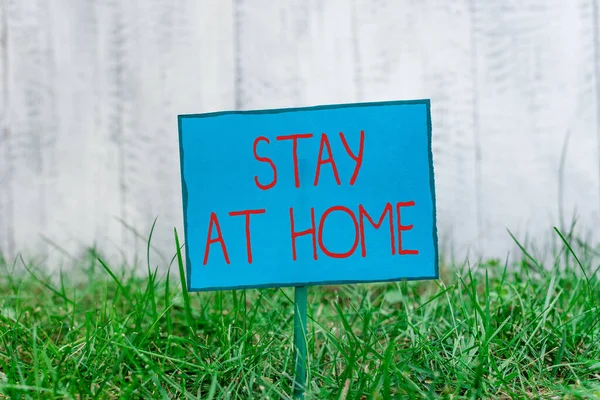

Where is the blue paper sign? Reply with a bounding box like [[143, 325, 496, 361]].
[[178, 100, 438, 291]]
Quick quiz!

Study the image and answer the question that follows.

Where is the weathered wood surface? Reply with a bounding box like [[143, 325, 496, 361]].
[[1, 0, 599, 270]]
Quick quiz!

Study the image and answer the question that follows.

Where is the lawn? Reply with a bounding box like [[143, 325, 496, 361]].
[[0, 228, 599, 399]]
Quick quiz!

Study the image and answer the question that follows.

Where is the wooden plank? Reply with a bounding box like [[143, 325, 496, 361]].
[[56, 0, 237, 267], [352, 0, 480, 261], [103, 0, 150, 262], [37, 0, 124, 266], [0, 0, 236, 269], [474, 0, 600, 260], [0, 0, 14, 260], [139, 0, 236, 267], [552, 0, 600, 249], [133, 0, 181, 267], [234, 0, 356, 110], [2, 0, 59, 264], [23, 0, 131, 267], [293, 0, 358, 105]]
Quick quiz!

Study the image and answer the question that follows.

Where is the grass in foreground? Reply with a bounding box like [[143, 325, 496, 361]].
[[0, 229, 599, 399]]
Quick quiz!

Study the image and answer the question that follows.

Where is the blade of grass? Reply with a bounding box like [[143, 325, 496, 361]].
[[96, 256, 132, 305], [18, 255, 74, 306], [174, 227, 194, 332]]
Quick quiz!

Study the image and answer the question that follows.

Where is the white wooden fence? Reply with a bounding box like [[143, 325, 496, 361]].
[[1, 0, 599, 269]]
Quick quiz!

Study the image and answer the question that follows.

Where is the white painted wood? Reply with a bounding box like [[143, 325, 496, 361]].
[[352, 0, 482, 260], [234, 0, 357, 110], [0, 0, 236, 270], [3, 0, 55, 265], [474, 0, 600, 262], [0, 0, 12, 262], [0, 0, 599, 268]]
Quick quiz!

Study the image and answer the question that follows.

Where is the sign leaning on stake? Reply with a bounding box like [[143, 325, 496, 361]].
[[178, 99, 438, 291], [178, 99, 438, 398]]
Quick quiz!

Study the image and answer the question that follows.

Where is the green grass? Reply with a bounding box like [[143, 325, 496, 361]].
[[0, 228, 599, 399]]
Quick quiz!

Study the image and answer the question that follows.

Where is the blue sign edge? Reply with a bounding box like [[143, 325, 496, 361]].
[[177, 99, 439, 292]]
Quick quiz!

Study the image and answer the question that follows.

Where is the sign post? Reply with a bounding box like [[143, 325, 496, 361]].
[[293, 286, 308, 398], [177, 99, 438, 397]]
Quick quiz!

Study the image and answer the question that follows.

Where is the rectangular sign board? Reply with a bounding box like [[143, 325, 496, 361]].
[[178, 100, 438, 291]]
